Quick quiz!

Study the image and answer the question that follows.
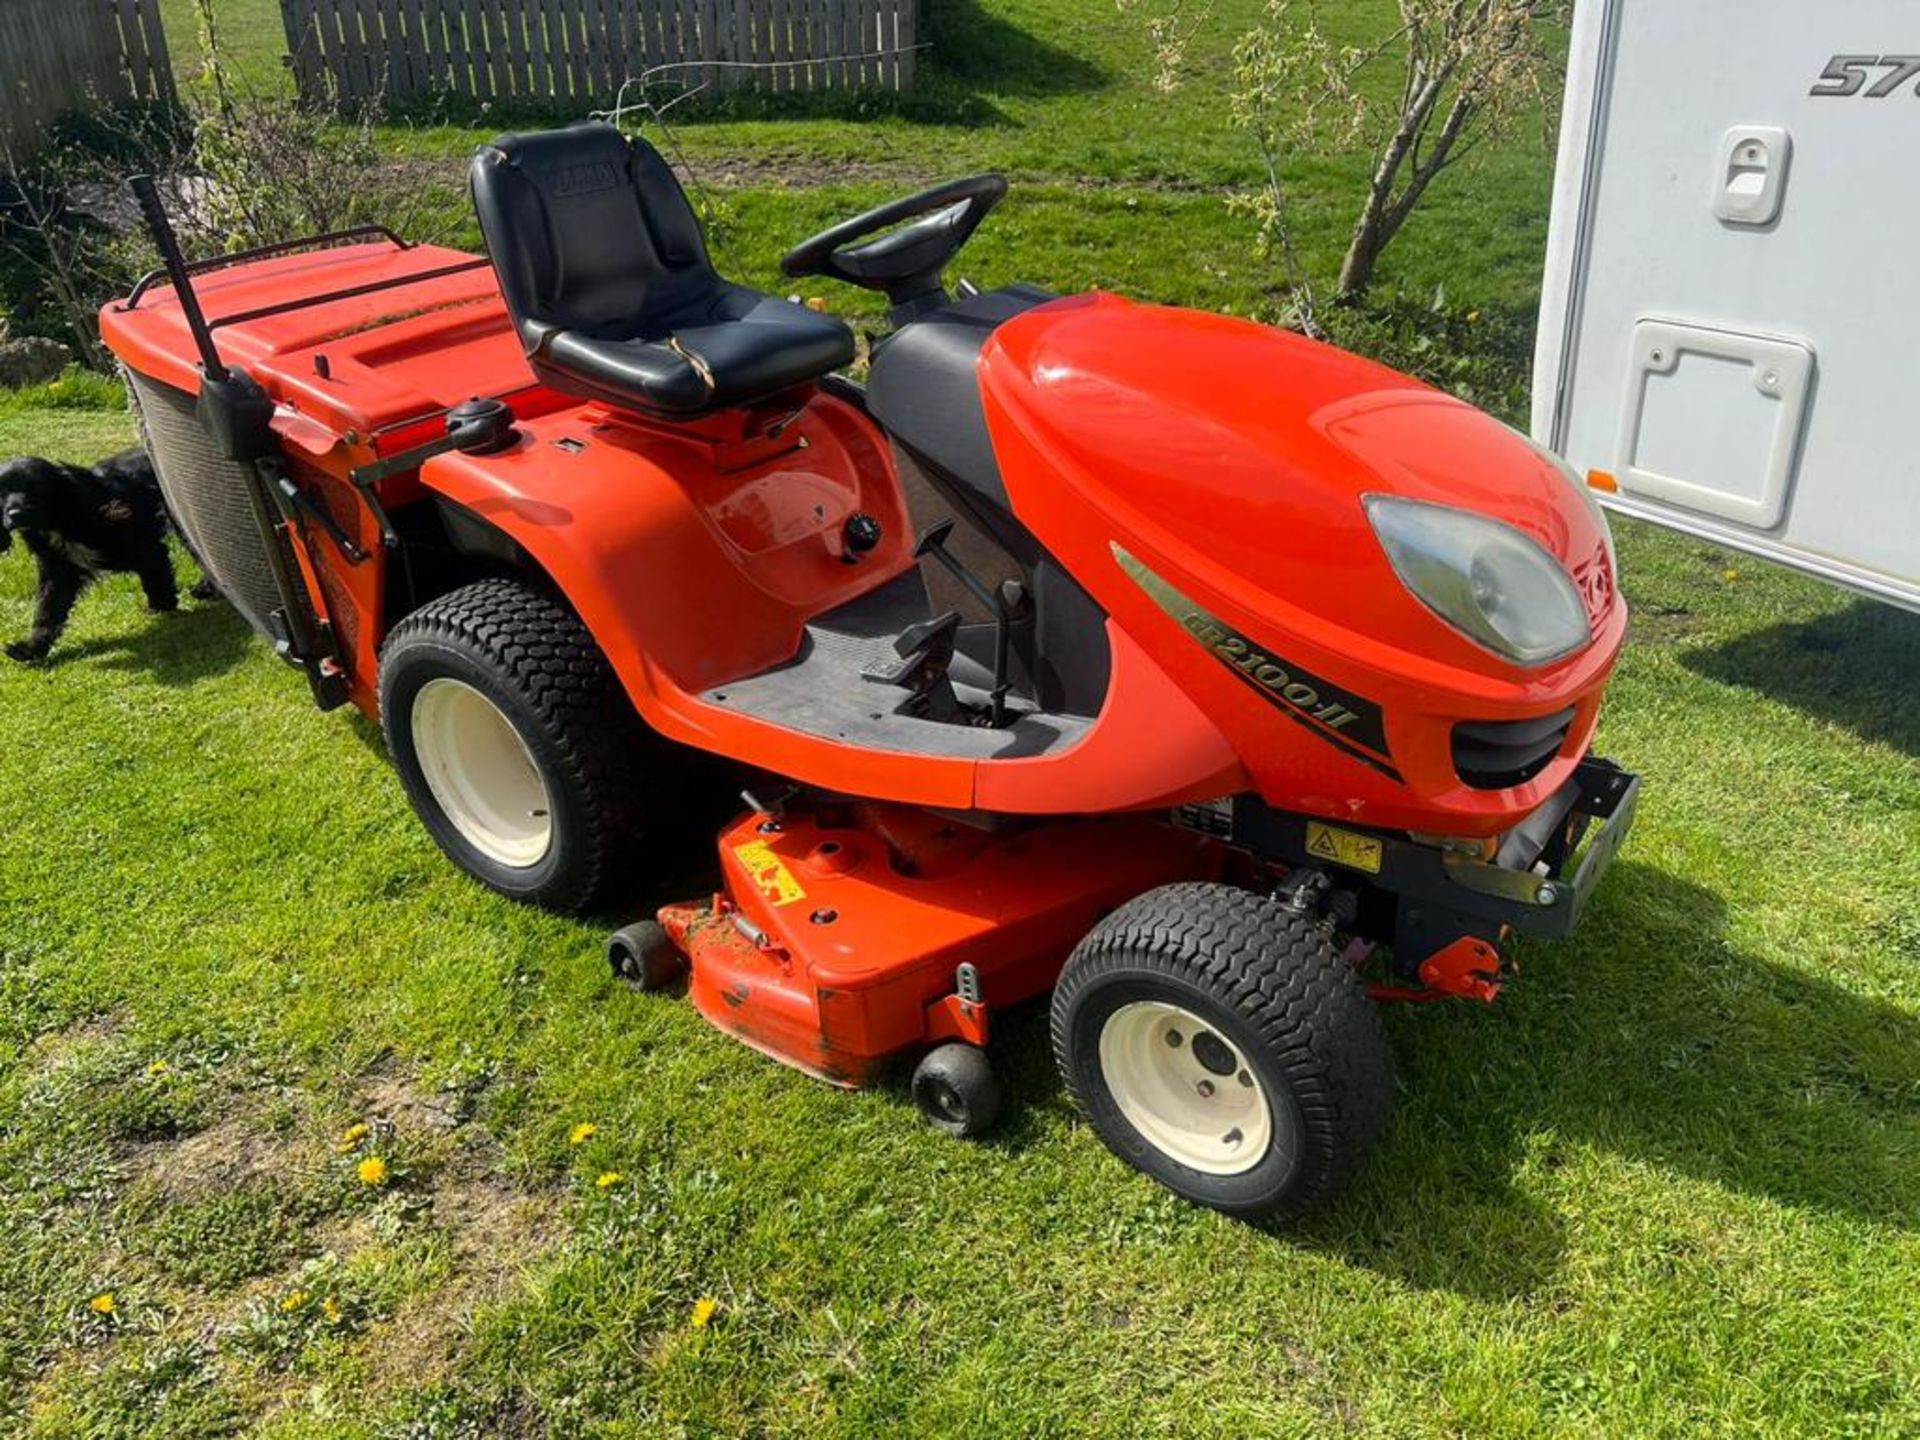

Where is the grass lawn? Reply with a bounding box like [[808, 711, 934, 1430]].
[[3, 1, 1919, 1436]]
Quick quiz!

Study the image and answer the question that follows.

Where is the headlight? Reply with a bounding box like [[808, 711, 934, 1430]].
[[1364, 495, 1592, 666]]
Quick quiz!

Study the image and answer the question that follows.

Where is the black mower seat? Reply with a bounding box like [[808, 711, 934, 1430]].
[[866, 284, 1055, 507], [471, 122, 855, 418]]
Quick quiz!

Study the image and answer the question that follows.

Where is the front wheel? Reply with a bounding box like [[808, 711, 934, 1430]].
[[1050, 883, 1394, 1221], [379, 578, 678, 914]]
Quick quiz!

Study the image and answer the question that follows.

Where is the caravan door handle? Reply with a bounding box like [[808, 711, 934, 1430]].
[[1714, 126, 1792, 226]]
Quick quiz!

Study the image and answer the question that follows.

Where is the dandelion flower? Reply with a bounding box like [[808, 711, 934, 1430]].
[[280, 1290, 310, 1313], [1722, 568, 1740, 582], [88, 1292, 116, 1316], [338, 1122, 370, 1153], [357, 1155, 389, 1186], [146, 1060, 169, 1077], [568, 1122, 597, 1146], [595, 1170, 622, 1190], [690, 1296, 719, 1329], [321, 1296, 343, 1324]]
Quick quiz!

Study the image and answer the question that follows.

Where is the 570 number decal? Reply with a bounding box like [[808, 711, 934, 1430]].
[[1811, 54, 1920, 97]]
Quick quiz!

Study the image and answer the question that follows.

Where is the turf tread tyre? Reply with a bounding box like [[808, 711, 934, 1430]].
[[380, 578, 669, 914], [1051, 882, 1394, 1220]]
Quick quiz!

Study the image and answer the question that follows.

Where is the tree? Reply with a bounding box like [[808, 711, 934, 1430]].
[[1128, 0, 1565, 301], [1333, 0, 1562, 295]]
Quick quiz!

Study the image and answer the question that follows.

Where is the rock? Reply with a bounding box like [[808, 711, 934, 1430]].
[[0, 336, 72, 389]]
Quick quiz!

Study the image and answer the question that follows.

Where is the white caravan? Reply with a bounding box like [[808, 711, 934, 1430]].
[[1532, 0, 1919, 611]]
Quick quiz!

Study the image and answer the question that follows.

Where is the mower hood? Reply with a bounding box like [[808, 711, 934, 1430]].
[[978, 293, 1620, 688]]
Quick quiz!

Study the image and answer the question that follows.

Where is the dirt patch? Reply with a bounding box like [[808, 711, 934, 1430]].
[[379, 144, 932, 196], [1628, 605, 1701, 647], [21, 1052, 566, 1426], [360, 1071, 466, 1135], [433, 1174, 562, 1265], [127, 1110, 321, 1204], [109, 1064, 562, 1397], [23, 1013, 125, 1072], [345, 1069, 563, 1391], [681, 149, 937, 191], [661, 150, 1234, 195], [361, 1175, 562, 1391]]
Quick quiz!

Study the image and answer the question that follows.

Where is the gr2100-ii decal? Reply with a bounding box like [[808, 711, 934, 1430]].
[[1810, 54, 1920, 98], [1112, 545, 1401, 781]]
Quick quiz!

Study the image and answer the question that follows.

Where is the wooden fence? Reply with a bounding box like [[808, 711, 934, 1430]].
[[0, 0, 174, 162], [280, 0, 918, 111]]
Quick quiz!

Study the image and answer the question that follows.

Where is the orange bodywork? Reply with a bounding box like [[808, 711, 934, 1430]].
[[99, 244, 1249, 814], [99, 243, 1622, 832]]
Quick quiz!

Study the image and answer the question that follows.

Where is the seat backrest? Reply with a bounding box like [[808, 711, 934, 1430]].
[[471, 122, 717, 345]]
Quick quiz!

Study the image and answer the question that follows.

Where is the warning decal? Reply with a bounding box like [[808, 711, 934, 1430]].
[[1303, 822, 1384, 875], [731, 839, 808, 907]]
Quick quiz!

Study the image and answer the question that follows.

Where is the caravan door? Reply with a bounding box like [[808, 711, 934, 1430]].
[[1532, 0, 1920, 611]]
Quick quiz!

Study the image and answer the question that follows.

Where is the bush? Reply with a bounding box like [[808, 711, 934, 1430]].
[[0, 5, 457, 369], [1325, 290, 1537, 424]]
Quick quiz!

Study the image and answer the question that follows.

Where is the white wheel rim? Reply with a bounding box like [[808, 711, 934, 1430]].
[[1097, 1000, 1282, 1176], [409, 677, 554, 868]]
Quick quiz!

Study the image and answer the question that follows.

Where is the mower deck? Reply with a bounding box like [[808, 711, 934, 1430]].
[[659, 803, 1216, 1086]]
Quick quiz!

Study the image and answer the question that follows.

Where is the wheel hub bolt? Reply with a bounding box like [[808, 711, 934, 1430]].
[[1196, 1079, 1215, 1098], [1164, 1029, 1183, 1047]]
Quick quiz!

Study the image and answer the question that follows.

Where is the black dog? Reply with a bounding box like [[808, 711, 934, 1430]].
[[0, 448, 214, 662]]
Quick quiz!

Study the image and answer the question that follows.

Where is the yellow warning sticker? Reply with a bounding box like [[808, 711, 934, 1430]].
[[1304, 822, 1384, 875], [731, 839, 808, 907]]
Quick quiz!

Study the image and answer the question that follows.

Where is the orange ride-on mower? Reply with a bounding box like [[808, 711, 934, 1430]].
[[104, 122, 1638, 1220]]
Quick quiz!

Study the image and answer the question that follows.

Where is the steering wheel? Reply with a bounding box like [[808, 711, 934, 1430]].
[[780, 174, 1008, 309]]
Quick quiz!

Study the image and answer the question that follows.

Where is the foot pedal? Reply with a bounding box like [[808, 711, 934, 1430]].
[[915, 520, 1016, 727], [862, 610, 961, 689]]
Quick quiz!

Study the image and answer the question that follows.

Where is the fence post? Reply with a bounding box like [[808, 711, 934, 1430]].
[[117, 0, 178, 105]]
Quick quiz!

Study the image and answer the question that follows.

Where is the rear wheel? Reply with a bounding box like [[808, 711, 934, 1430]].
[[1051, 883, 1394, 1221], [380, 578, 677, 914]]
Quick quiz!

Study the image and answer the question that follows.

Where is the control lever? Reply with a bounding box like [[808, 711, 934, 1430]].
[[914, 519, 1014, 727], [349, 396, 520, 489], [274, 472, 368, 563], [348, 396, 520, 548], [129, 173, 226, 382]]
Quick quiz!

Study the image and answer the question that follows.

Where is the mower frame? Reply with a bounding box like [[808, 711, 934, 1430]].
[[100, 140, 1645, 1220]]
